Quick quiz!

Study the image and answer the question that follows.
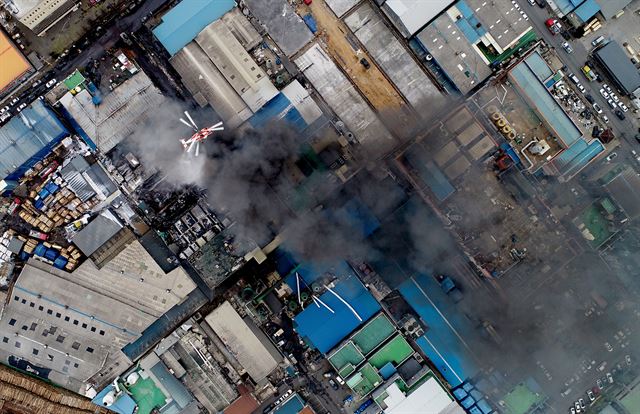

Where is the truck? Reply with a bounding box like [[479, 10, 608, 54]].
[[582, 65, 598, 81], [545, 18, 561, 35], [435, 274, 463, 303]]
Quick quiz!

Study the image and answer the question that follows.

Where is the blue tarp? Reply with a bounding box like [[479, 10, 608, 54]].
[[400, 275, 479, 387], [153, 0, 236, 55], [294, 273, 380, 353], [302, 14, 317, 33]]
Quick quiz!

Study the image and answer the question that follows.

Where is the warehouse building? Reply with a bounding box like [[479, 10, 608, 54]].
[[0, 231, 198, 393], [59, 71, 167, 153], [204, 301, 282, 383], [152, 0, 236, 56], [0, 29, 33, 97], [415, 0, 535, 94], [0, 100, 68, 182], [11, 0, 77, 36], [378, 0, 451, 38], [594, 41, 640, 96]]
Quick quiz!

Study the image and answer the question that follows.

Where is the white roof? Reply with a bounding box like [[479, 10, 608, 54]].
[[384, 378, 461, 414], [205, 301, 280, 382], [384, 0, 450, 36]]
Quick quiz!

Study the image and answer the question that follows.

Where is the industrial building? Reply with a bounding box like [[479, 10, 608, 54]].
[[59, 71, 167, 153], [550, 0, 633, 20], [295, 43, 393, 155], [195, 20, 278, 112], [152, 0, 236, 56], [242, 0, 314, 57], [508, 51, 604, 180], [372, 372, 466, 413], [0, 99, 69, 182], [593, 41, 640, 96], [11, 0, 77, 35], [204, 301, 282, 383], [0, 29, 33, 96], [344, 2, 441, 112], [378, 0, 451, 38], [604, 168, 640, 221], [415, 0, 535, 94], [0, 224, 197, 394]]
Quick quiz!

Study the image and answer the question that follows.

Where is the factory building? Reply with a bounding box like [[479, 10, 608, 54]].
[[242, 0, 314, 57], [0, 100, 68, 183], [204, 301, 282, 383], [377, 0, 452, 38], [415, 0, 535, 94], [10, 0, 77, 36], [508, 51, 604, 180], [59, 71, 167, 154], [195, 20, 278, 112], [0, 29, 33, 97], [593, 41, 640, 96], [550, 0, 633, 19], [0, 228, 197, 393]]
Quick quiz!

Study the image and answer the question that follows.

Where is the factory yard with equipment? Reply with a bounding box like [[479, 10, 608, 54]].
[[1, 0, 640, 414]]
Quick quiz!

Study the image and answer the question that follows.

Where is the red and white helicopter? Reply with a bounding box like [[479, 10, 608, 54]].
[[178, 111, 224, 156]]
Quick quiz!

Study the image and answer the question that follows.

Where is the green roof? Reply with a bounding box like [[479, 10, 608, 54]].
[[575, 203, 616, 248], [328, 341, 365, 378], [63, 69, 85, 90], [368, 335, 414, 370], [621, 385, 640, 413], [126, 375, 167, 414], [346, 363, 383, 398], [352, 313, 396, 356], [502, 383, 546, 414]]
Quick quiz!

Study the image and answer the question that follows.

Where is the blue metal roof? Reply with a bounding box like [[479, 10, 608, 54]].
[[92, 385, 137, 414], [553, 0, 580, 15], [551, 138, 604, 179], [400, 275, 480, 387], [294, 272, 380, 354], [249, 93, 308, 132], [0, 100, 68, 181], [524, 52, 553, 81], [404, 148, 455, 201], [574, 0, 600, 23], [272, 394, 305, 414], [152, 0, 236, 56], [510, 60, 582, 148]]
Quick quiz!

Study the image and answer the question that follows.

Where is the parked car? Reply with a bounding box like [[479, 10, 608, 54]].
[[606, 99, 617, 109], [606, 153, 617, 162], [45, 78, 57, 88], [592, 35, 605, 47], [587, 390, 595, 401], [599, 88, 609, 99], [619, 102, 629, 112], [584, 94, 595, 104], [602, 115, 609, 123], [328, 379, 339, 390], [593, 103, 603, 114], [607, 372, 614, 383], [16, 102, 27, 112], [615, 109, 626, 120]]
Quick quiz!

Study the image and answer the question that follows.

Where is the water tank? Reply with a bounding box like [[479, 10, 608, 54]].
[[102, 390, 116, 406], [126, 372, 140, 385]]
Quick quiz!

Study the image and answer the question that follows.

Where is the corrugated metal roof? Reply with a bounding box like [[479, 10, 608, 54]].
[[72, 210, 123, 256], [596, 0, 632, 20], [60, 71, 167, 153], [551, 138, 604, 179], [594, 41, 640, 95], [152, 0, 236, 56], [509, 61, 582, 148], [0, 100, 68, 180], [574, 0, 600, 23], [205, 301, 281, 382], [605, 169, 640, 219], [381, 0, 450, 37], [294, 272, 381, 354]]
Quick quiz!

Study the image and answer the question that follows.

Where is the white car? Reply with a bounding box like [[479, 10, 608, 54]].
[[593, 103, 603, 114], [16, 103, 27, 112], [10, 97, 19, 106], [599, 89, 609, 99], [611, 94, 619, 103], [602, 115, 609, 123], [577, 83, 586, 93], [606, 153, 617, 162], [607, 99, 617, 109], [619, 102, 629, 112], [562, 41, 573, 53], [45, 78, 57, 88], [603, 84, 612, 94]]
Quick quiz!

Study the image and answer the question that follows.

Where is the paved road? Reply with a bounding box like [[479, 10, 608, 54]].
[[518, 1, 638, 150]]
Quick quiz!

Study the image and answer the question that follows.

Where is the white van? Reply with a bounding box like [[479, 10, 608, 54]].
[[591, 36, 605, 47]]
